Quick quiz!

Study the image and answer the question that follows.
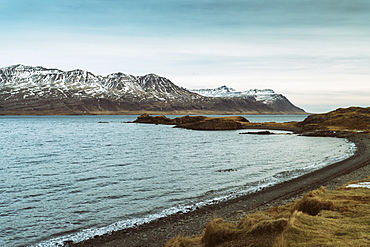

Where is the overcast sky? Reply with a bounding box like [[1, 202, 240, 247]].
[[1, 0, 370, 113]]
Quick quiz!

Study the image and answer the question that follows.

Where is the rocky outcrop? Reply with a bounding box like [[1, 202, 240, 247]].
[[239, 131, 275, 135], [133, 114, 249, 130], [176, 117, 247, 130], [133, 114, 178, 125], [133, 114, 208, 125]]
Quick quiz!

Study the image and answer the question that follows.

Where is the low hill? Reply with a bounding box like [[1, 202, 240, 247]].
[[298, 107, 370, 132]]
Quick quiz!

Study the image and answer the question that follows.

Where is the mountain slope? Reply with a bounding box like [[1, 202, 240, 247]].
[[0, 65, 305, 115], [190, 86, 305, 113], [191, 86, 288, 105]]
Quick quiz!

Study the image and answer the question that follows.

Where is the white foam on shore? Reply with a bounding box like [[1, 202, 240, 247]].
[[30, 139, 357, 247], [346, 182, 370, 189], [30, 186, 268, 247]]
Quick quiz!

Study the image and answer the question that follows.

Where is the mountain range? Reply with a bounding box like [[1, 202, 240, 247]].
[[0, 65, 305, 115]]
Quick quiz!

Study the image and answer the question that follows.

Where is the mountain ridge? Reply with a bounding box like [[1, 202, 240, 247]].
[[0, 64, 305, 115], [190, 86, 287, 104]]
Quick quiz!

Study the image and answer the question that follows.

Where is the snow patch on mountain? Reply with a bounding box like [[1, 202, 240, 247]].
[[190, 86, 281, 104]]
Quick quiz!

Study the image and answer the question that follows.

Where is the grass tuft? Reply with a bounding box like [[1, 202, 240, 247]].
[[292, 187, 333, 216], [201, 218, 241, 247], [248, 218, 288, 234], [164, 235, 202, 247]]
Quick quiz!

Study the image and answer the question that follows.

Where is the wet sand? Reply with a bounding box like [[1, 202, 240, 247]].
[[71, 132, 370, 247]]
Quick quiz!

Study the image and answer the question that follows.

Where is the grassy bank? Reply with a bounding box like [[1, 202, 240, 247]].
[[165, 178, 370, 247]]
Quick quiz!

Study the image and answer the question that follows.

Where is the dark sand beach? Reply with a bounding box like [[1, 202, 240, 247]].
[[70, 132, 370, 247]]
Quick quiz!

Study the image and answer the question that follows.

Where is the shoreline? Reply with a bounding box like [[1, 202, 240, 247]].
[[70, 132, 370, 247]]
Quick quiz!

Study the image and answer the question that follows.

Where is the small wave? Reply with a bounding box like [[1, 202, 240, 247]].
[[75, 177, 98, 182], [40, 173, 58, 177], [96, 181, 118, 187], [115, 163, 133, 167], [21, 206, 37, 211], [69, 189, 83, 194], [129, 176, 156, 182], [75, 175, 109, 182], [28, 193, 44, 198], [97, 195, 128, 200], [72, 210, 90, 214]]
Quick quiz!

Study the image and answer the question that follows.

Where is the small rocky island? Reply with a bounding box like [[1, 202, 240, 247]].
[[133, 114, 249, 130]]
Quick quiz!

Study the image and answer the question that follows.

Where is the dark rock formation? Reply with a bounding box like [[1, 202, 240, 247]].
[[133, 114, 249, 130], [176, 118, 244, 130], [133, 114, 177, 125], [133, 114, 208, 125], [240, 131, 275, 135]]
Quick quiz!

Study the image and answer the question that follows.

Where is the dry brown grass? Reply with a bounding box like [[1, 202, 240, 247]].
[[299, 107, 370, 132], [165, 178, 370, 247], [273, 179, 370, 247], [291, 187, 334, 216], [201, 219, 241, 247], [164, 235, 203, 247]]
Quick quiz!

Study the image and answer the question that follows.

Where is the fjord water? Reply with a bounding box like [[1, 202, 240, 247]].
[[0, 115, 356, 247]]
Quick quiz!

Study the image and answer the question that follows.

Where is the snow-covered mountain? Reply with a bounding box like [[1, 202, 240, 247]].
[[0, 64, 199, 102], [190, 86, 287, 104], [0, 65, 305, 114]]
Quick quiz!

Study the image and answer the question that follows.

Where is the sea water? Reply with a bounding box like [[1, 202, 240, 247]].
[[0, 115, 356, 246]]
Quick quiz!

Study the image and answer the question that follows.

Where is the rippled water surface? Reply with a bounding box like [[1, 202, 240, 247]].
[[0, 115, 356, 246]]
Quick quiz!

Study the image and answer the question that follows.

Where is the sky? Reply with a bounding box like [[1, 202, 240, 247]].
[[1, 0, 370, 113]]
